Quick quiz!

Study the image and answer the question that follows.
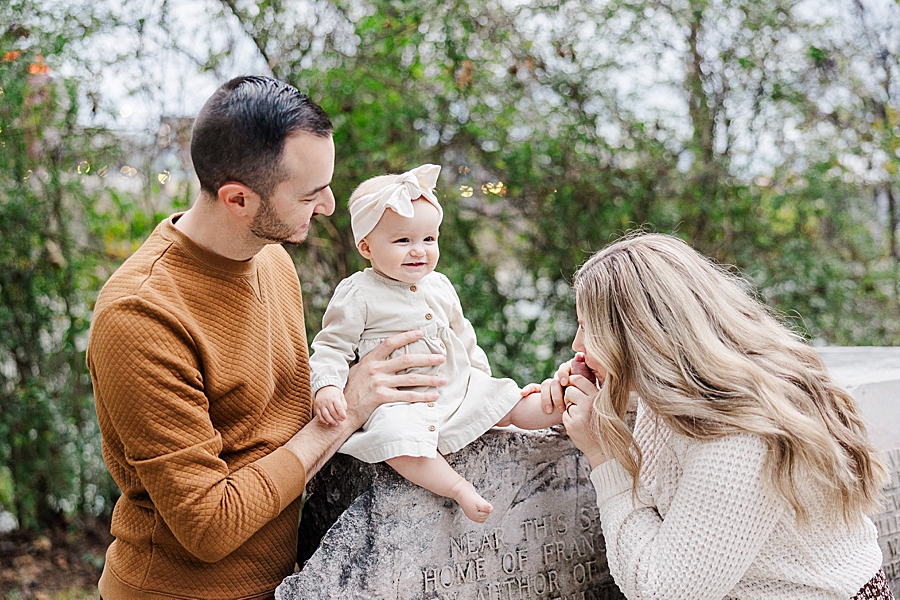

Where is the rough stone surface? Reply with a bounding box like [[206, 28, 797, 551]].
[[817, 346, 900, 452], [282, 348, 899, 599], [818, 347, 900, 595], [281, 426, 623, 600], [871, 448, 900, 596]]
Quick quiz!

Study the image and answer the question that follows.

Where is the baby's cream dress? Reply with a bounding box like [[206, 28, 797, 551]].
[[309, 268, 521, 462]]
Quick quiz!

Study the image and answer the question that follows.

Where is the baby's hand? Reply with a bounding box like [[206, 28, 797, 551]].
[[560, 352, 596, 387], [314, 386, 348, 426], [520, 383, 542, 397]]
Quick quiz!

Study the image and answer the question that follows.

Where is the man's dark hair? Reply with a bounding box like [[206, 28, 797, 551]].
[[190, 75, 333, 201]]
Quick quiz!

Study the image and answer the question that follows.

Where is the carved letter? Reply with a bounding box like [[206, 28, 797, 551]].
[[516, 577, 531, 598], [534, 572, 546, 594], [450, 534, 466, 558], [556, 513, 568, 535], [494, 527, 507, 549], [517, 548, 528, 572], [548, 569, 560, 592], [502, 552, 516, 574], [440, 565, 454, 589], [580, 508, 591, 529], [457, 561, 474, 584], [534, 517, 548, 538], [573, 562, 586, 585], [555, 541, 566, 562], [423, 568, 437, 593], [502, 580, 516, 599], [543, 543, 556, 566], [585, 560, 597, 582], [522, 519, 535, 541], [481, 531, 494, 554]]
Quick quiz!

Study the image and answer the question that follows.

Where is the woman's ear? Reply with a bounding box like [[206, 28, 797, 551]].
[[358, 239, 372, 260]]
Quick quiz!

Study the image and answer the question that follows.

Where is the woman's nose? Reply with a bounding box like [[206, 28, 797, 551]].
[[572, 328, 585, 352]]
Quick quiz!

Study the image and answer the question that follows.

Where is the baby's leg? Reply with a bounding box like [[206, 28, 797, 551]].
[[496, 391, 563, 429], [386, 455, 493, 523]]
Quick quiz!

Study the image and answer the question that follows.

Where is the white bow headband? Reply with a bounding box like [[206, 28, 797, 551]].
[[349, 164, 443, 246]]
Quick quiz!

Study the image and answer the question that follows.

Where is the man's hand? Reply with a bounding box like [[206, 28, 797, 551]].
[[283, 330, 446, 483], [519, 383, 542, 397], [343, 330, 447, 428]]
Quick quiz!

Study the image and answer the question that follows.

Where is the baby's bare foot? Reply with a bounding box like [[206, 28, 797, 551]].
[[451, 479, 493, 523]]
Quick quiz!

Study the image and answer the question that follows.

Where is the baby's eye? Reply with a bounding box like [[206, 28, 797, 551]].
[[394, 237, 410, 243], [424, 236, 436, 242]]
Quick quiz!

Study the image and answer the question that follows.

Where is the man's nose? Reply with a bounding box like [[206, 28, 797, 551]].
[[316, 187, 336, 216]]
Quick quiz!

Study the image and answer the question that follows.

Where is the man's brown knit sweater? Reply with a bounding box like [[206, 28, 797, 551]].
[[87, 215, 311, 599]]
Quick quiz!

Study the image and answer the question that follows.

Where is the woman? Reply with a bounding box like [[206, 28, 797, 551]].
[[542, 233, 892, 599]]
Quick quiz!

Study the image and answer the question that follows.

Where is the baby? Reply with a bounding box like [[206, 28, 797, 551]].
[[309, 164, 561, 522]]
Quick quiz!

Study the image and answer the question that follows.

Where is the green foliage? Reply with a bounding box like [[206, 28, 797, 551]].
[[255, 0, 900, 381], [0, 8, 178, 530], [2, 0, 899, 534], [0, 42, 113, 529]]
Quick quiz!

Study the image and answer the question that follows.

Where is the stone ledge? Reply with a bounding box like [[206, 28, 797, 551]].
[[285, 426, 622, 600], [816, 347, 900, 452], [817, 347, 900, 593]]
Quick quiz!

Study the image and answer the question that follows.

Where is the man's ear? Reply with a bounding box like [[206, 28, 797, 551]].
[[218, 182, 259, 218], [357, 239, 372, 260]]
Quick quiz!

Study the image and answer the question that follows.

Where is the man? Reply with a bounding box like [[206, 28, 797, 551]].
[[87, 75, 445, 599]]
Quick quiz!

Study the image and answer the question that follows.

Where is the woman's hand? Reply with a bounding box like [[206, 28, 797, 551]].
[[561, 374, 610, 470], [540, 353, 596, 415]]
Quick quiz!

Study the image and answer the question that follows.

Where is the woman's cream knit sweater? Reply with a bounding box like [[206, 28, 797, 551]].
[[591, 402, 884, 599]]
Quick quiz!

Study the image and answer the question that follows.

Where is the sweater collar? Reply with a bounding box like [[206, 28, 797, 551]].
[[159, 213, 259, 277]]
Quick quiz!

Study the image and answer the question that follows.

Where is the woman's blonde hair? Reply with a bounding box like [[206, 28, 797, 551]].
[[574, 232, 888, 523]]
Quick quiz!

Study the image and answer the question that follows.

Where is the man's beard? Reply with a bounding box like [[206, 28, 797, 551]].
[[250, 196, 305, 245]]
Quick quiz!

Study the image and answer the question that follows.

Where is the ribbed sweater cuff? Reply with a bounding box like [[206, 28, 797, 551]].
[[310, 377, 344, 397], [255, 446, 307, 513], [590, 459, 633, 506]]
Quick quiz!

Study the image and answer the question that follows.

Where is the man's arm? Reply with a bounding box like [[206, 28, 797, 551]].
[[284, 329, 446, 481], [91, 302, 442, 562], [89, 299, 295, 563]]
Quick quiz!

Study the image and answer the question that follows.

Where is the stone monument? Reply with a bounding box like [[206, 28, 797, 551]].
[[279, 426, 623, 600], [280, 347, 899, 598]]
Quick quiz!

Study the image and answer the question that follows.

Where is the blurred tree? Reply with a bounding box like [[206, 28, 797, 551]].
[[0, 0, 190, 530], [1, 0, 899, 532], [205, 0, 899, 374], [0, 48, 105, 529]]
